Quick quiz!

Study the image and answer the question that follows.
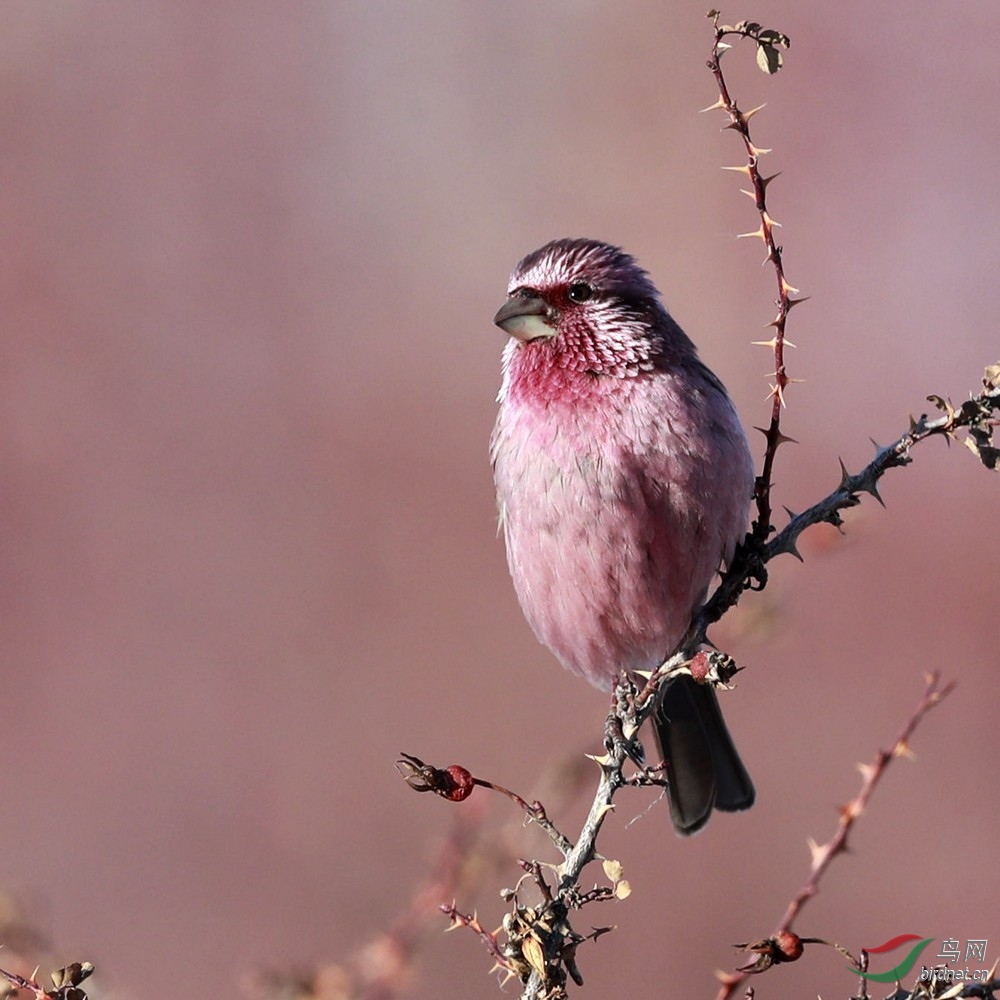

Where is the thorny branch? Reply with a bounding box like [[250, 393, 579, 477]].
[[397, 753, 574, 857], [697, 365, 1000, 640], [716, 672, 956, 1000], [704, 12, 799, 553], [396, 14, 1000, 1000], [0, 961, 94, 1000]]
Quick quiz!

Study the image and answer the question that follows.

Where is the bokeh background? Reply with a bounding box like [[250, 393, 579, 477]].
[[1, 3, 997, 998]]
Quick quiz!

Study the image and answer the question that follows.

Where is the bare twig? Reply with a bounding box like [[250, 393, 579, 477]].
[[397, 753, 573, 857], [714, 672, 956, 1000]]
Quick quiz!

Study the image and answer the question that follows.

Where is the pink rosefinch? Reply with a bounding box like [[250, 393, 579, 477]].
[[491, 238, 755, 834]]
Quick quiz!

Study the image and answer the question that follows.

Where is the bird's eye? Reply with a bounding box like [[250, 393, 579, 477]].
[[567, 282, 594, 303]]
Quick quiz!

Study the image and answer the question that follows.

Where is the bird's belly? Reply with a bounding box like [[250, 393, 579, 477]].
[[501, 453, 705, 692]]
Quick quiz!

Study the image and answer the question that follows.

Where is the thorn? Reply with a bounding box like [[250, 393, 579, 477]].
[[782, 505, 798, 520], [838, 458, 852, 489], [894, 739, 916, 760], [594, 802, 616, 821], [985, 955, 999, 983], [859, 479, 885, 508], [785, 295, 811, 310], [839, 799, 863, 823], [806, 837, 825, 871], [766, 382, 788, 407], [869, 437, 892, 457], [739, 188, 757, 200], [700, 95, 728, 113], [742, 102, 767, 122], [737, 225, 767, 242], [762, 211, 781, 230], [780, 277, 800, 297], [857, 762, 876, 783], [747, 144, 772, 158], [774, 430, 798, 446], [759, 170, 782, 190], [721, 164, 752, 176], [759, 331, 797, 349]]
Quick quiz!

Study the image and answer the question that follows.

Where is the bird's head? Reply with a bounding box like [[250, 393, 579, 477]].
[[494, 238, 695, 380]]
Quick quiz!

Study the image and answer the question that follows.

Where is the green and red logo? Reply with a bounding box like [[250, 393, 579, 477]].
[[848, 935, 934, 982]]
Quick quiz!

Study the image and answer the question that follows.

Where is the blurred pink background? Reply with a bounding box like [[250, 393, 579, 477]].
[[1, 4, 997, 998]]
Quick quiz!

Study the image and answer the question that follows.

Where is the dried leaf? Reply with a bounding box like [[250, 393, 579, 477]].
[[602, 859, 624, 883], [757, 45, 782, 75], [927, 393, 953, 416], [614, 879, 632, 899], [756, 42, 783, 74], [757, 28, 791, 48], [521, 934, 547, 977]]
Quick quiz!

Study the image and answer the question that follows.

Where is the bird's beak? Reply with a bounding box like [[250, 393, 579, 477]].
[[493, 291, 558, 342]]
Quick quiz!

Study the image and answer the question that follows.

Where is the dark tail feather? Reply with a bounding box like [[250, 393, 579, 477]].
[[653, 675, 754, 835]]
